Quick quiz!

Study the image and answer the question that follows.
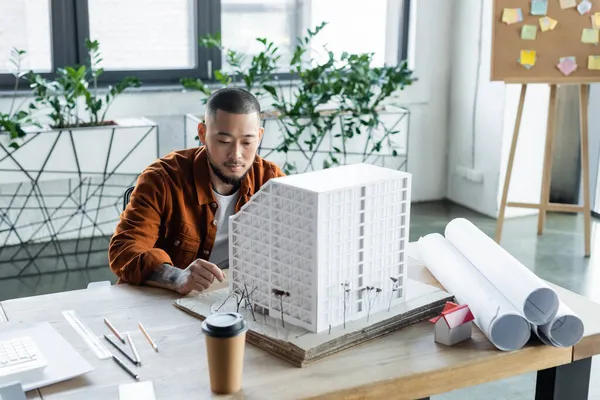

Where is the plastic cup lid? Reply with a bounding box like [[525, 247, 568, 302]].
[[202, 312, 247, 338]]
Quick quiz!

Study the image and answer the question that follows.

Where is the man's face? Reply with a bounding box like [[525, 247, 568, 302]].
[[198, 109, 264, 187]]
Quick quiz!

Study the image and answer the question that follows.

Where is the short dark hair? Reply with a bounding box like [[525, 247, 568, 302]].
[[205, 87, 261, 121]]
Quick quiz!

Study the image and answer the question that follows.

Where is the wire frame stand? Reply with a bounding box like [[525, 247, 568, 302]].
[[0, 118, 159, 278]]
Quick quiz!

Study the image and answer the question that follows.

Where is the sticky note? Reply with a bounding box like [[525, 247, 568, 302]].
[[578, 0, 592, 15], [559, 0, 576, 8], [518, 50, 537, 69], [539, 16, 558, 31], [521, 25, 538, 40], [588, 55, 600, 69], [582, 28, 599, 44], [591, 13, 600, 29], [502, 8, 523, 24], [531, 0, 548, 15], [557, 56, 577, 76]]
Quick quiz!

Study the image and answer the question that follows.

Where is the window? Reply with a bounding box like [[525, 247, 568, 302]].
[[0, 0, 52, 73], [220, 0, 301, 72], [0, 0, 411, 90], [87, 0, 197, 70], [310, 0, 391, 67]]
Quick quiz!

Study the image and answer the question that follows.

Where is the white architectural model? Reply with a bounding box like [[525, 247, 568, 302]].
[[228, 163, 411, 333]]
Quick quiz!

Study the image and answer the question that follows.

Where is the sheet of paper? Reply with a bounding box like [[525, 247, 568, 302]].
[[559, 0, 577, 8], [518, 50, 537, 69], [531, 0, 548, 15], [417, 234, 531, 352], [588, 55, 600, 69], [119, 381, 156, 400], [502, 8, 523, 24], [578, 0, 592, 15], [539, 16, 558, 31], [582, 28, 599, 44], [592, 13, 600, 29], [521, 24, 538, 40], [444, 218, 559, 326], [557, 56, 578, 76]]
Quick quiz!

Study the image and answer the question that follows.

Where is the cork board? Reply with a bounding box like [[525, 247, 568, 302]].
[[492, 0, 600, 83]]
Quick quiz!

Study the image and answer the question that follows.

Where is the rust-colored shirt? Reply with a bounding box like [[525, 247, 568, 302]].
[[108, 146, 285, 284]]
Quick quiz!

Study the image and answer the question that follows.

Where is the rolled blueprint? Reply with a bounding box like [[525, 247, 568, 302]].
[[444, 218, 559, 326], [531, 301, 584, 347], [417, 233, 531, 351]]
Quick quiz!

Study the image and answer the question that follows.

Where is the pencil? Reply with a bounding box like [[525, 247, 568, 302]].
[[126, 332, 141, 365], [104, 334, 138, 365], [138, 322, 158, 352], [104, 318, 126, 344], [111, 354, 139, 380]]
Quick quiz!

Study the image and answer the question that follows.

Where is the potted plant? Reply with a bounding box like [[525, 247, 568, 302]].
[[0, 48, 40, 150], [182, 22, 414, 175], [0, 41, 158, 275]]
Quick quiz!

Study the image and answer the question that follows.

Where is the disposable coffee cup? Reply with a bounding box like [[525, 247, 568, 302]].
[[201, 312, 248, 394]]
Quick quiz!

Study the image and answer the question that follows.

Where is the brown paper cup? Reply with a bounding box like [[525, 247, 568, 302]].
[[202, 312, 248, 395]]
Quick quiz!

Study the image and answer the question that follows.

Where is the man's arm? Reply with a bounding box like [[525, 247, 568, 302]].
[[144, 263, 185, 292], [145, 260, 225, 295], [108, 168, 173, 285]]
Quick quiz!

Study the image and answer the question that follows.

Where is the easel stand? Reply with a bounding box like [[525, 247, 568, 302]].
[[495, 84, 592, 257]]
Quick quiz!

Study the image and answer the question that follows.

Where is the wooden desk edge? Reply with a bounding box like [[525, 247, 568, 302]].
[[306, 345, 572, 400], [573, 333, 600, 361]]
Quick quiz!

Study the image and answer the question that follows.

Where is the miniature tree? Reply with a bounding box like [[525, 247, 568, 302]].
[[214, 288, 243, 312], [388, 277, 401, 312], [341, 281, 351, 329], [271, 289, 290, 327], [363, 286, 382, 322], [242, 283, 258, 321]]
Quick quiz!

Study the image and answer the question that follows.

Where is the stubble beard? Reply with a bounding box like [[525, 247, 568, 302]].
[[206, 147, 251, 188]]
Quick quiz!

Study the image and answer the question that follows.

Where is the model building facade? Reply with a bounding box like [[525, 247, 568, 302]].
[[228, 163, 411, 333]]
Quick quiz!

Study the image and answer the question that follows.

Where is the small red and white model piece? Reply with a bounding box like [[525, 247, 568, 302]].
[[430, 301, 475, 346]]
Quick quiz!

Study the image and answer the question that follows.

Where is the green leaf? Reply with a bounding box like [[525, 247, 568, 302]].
[[263, 85, 278, 99]]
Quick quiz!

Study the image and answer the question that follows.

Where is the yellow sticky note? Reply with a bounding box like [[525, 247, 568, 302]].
[[502, 8, 523, 24], [559, 0, 576, 8], [592, 13, 600, 29], [588, 55, 600, 69], [519, 50, 536, 68], [521, 25, 537, 40], [539, 16, 558, 31], [582, 28, 599, 44]]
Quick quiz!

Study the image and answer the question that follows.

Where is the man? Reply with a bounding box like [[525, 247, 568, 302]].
[[108, 87, 285, 295]]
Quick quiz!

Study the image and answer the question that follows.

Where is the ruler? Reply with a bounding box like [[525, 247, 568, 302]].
[[62, 310, 112, 359]]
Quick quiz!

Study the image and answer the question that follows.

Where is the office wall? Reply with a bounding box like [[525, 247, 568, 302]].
[[588, 86, 600, 214], [446, 0, 548, 218]]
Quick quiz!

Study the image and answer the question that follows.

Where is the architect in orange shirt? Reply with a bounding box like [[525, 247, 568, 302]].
[[108, 88, 285, 294]]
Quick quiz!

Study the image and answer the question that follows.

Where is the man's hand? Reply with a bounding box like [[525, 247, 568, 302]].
[[174, 259, 225, 295], [144, 260, 224, 295]]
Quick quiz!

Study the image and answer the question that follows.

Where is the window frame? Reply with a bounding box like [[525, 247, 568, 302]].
[[0, 0, 412, 91]]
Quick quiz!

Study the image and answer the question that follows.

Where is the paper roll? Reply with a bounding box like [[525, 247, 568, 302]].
[[532, 301, 584, 347], [444, 218, 559, 326], [417, 233, 531, 351]]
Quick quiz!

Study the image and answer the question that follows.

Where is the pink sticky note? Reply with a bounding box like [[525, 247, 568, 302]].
[[557, 57, 577, 76]]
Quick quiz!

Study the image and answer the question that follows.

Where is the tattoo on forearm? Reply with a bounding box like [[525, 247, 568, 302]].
[[145, 264, 182, 290]]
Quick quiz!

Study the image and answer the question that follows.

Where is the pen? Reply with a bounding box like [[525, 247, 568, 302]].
[[138, 322, 158, 352], [126, 332, 141, 365], [111, 354, 139, 380], [104, 334, 139, 365], [104, 318, 126, 344]]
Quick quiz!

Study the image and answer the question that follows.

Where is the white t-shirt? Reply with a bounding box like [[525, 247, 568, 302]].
[[208, 189, 239, 269]]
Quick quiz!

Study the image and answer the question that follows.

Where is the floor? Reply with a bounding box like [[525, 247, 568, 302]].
[[1, 199, 599, 399]]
